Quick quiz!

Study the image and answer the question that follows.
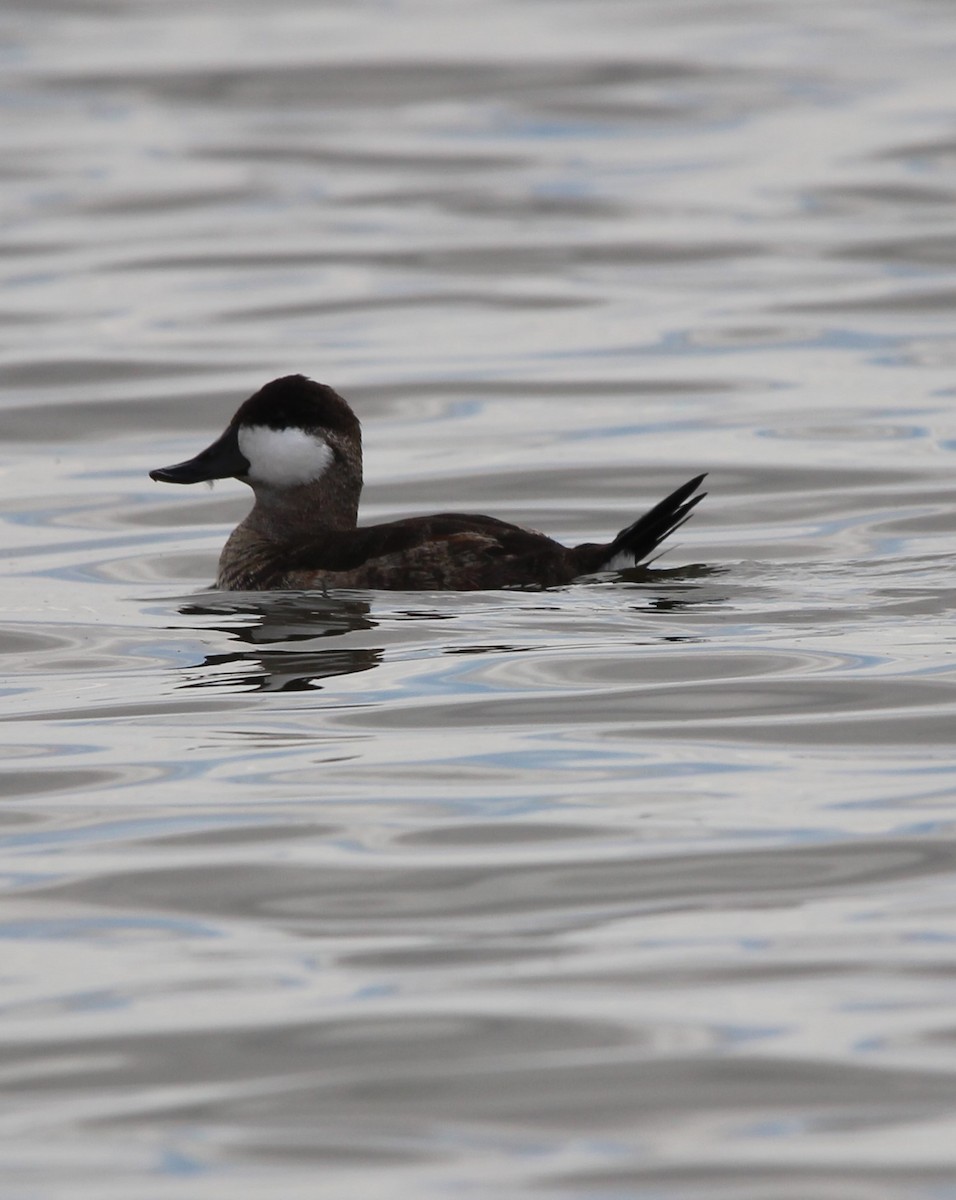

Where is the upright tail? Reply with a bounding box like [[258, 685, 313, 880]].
[[572, 473, 707, 574]]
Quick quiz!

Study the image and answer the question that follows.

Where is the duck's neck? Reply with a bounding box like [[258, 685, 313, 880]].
[[246, 478, 360, 538]]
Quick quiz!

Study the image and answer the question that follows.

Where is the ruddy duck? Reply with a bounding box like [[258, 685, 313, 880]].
[[150, 375, 706, 591]]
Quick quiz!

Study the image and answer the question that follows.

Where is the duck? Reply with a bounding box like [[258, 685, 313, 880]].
[[150, 375, 706, 591]]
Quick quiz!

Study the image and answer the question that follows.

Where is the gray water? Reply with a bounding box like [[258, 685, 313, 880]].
[[3, 1, 956, 1196]]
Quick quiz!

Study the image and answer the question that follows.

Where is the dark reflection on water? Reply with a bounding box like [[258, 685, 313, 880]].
[[170, 572, 723, 691], [182, 645, 384, 692], [178, 592, 376, 641], [176, 593, 380, 691], [617, 562, 728, 613]]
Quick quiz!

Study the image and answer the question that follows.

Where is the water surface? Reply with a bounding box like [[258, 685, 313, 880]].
[[3, 1, 956, 1196]]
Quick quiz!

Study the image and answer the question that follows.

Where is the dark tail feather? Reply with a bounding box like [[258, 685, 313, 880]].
[[578, 473, 707, 572]]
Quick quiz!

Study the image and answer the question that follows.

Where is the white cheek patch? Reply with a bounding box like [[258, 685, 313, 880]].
[[603, 550, 636, 572], [238, 425, 334, 487]]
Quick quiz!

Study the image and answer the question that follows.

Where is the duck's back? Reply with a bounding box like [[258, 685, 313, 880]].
[[218, 513, 580, 591]]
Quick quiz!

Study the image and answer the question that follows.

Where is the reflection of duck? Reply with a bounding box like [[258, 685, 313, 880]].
[[151, 375, 706, 591], [185, 644, 383, 693], [179, 593, 381, 692]]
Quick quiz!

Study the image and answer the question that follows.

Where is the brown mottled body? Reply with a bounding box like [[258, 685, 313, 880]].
[[217, 515, 610, 590]]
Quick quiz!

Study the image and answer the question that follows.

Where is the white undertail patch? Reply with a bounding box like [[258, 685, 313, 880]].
[[603, 550, 636, 572], [238, 425, 333, 487]]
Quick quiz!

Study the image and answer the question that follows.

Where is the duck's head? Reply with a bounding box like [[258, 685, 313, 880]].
[[150, 375, 363, 524]]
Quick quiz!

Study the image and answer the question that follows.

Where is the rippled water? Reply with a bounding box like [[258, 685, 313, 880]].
[[4, 1, 956, 1196]]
